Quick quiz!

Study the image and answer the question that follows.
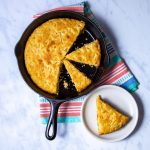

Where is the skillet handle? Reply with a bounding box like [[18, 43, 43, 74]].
[[45, 101, 61, 140]]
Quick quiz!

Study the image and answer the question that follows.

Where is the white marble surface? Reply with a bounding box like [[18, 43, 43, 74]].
[[0, 0, 150, 149]]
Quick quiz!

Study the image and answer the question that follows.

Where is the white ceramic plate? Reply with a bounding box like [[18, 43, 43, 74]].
[[81, 85, 138, 142]]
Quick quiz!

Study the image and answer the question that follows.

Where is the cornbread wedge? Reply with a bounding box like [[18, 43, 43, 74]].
[[96, 96, 129, 135], [65, 40, 101, 67], [63, 60, 91, 92], [25, 18, 85, 94]]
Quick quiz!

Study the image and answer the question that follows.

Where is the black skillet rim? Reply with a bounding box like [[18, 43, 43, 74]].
[[15, 10, 109, 101]]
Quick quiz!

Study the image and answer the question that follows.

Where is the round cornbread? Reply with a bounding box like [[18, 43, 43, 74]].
[[24, 18, 85, 94]]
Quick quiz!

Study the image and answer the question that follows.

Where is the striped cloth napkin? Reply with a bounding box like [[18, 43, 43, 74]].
[[35, 2, 139, 124]]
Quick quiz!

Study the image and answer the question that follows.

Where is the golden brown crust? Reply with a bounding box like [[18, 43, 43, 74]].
[[63, 60, 91, 92], [65, 40, 101, 67], [96, 96, 129, 135], [24, 18, 85, 94]]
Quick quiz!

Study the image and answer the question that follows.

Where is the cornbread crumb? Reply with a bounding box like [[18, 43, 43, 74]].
[[63, 80, 68, 88]]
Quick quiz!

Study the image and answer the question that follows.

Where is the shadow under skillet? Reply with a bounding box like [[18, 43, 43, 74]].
[[93, 14, 120, 55]]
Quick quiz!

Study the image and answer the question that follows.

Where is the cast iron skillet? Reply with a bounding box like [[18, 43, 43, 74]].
[[15, 10, 109, 140]]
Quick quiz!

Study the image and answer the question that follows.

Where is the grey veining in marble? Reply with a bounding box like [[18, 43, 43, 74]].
[[0, 0, 150, 149]]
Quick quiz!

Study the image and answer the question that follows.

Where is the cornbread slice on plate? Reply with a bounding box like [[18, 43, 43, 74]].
[[65, 40, 101, 67], [25, 18, 85, 94], [96, 96, 129, 135], [63, 60, 91, 92]]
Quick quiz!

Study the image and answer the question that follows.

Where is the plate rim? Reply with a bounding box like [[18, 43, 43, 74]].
[[81, 85, 139, 142]]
